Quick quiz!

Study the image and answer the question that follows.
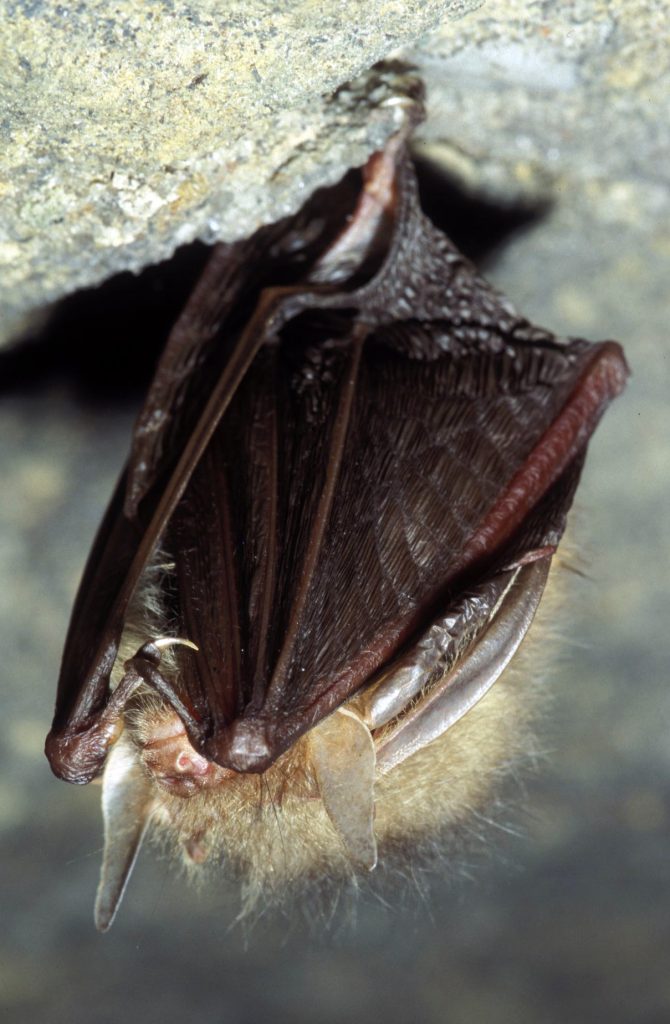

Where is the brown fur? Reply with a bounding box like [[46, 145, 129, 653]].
[[111, 547, 572, 922]]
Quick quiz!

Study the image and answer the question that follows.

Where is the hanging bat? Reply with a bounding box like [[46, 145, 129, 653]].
[[45, 129, 628, 931]]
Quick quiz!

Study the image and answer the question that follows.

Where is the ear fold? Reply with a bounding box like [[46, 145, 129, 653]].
[[94, 736, 155, 932]]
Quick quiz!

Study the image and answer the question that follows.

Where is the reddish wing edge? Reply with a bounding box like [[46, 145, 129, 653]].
[[199, 342, 627, 772], [45, 145, 629, 785]]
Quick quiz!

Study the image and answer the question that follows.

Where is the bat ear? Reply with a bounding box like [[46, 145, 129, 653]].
[[94, 735, 154, 932], [309, 709, 377, 870]]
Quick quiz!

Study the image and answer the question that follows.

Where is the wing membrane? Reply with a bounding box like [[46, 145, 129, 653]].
[[165, 320, 619, 770], [47, 148, 627, 783]]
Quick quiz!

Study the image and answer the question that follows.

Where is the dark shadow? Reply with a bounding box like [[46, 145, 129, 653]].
[[0, 242, 211, 404], [0, 160, 549, 403], [413, 156, 550, 267]]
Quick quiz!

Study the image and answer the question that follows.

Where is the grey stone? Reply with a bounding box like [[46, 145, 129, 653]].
[[4, 1, 669, 349], [411, 0, 670, 214], [0, 0, 474, 344]]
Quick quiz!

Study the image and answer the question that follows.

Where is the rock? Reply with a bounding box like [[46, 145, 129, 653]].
[[0, 0, 472, 344], [2, 0, 669, 355], [411, 0, 670, 219]]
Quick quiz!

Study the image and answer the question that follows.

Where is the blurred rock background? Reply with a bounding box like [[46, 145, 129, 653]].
[[1, 2, 669, 1022]]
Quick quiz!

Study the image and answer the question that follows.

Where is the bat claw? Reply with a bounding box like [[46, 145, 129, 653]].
[[153, 637, 199, 652]]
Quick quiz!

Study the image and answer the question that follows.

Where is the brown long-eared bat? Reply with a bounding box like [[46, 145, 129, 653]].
[[45, 120, 628, 931]]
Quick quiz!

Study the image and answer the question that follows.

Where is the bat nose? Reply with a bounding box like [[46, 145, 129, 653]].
[[205, 719, 274, 773]]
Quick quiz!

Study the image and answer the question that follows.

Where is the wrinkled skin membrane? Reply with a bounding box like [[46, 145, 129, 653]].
[[46, 128, 628, 930]]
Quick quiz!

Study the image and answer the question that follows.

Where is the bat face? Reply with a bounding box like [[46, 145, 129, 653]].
[[45, 129, 628, 931]]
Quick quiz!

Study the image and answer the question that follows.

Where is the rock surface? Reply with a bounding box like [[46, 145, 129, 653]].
[[3, 1, 669, 345], [1, 0, 472, 343], [413, 0, 670, 207]]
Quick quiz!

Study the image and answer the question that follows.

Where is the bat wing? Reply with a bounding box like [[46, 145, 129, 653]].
[[125, 170, 366, 517], [46, 264, 333, 783], [45, 164, 371, 783], [168, 299, 625, 772], [46, 149, 627, 785]]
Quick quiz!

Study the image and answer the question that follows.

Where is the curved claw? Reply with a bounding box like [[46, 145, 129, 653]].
[[152, 637, 199, 652]]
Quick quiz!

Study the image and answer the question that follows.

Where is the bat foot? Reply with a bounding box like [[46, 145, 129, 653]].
[[204, 719, 273, 773]]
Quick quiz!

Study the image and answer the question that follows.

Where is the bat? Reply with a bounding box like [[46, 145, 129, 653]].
[[45, 128, 628, 931]]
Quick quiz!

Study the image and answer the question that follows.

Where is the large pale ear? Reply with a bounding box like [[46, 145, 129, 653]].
[[94, 736, 155, 932], [309, 708, 377, 870]]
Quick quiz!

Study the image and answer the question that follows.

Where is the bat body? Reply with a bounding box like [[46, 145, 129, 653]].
[[45, 130, 628, 930]]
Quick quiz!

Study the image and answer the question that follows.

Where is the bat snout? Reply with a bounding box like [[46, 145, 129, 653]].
[[139, 717, 234, 795]]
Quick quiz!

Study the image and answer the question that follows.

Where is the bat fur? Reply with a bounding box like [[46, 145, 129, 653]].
[[111, 546, 570, 923]]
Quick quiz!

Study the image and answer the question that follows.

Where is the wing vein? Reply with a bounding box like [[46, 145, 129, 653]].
[[267, 327, 367, 696]]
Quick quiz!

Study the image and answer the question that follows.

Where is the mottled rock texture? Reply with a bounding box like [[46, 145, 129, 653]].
[[412, 0, 669, 214], [1, 0, 473, 343], [3, 1, 668, 346]]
